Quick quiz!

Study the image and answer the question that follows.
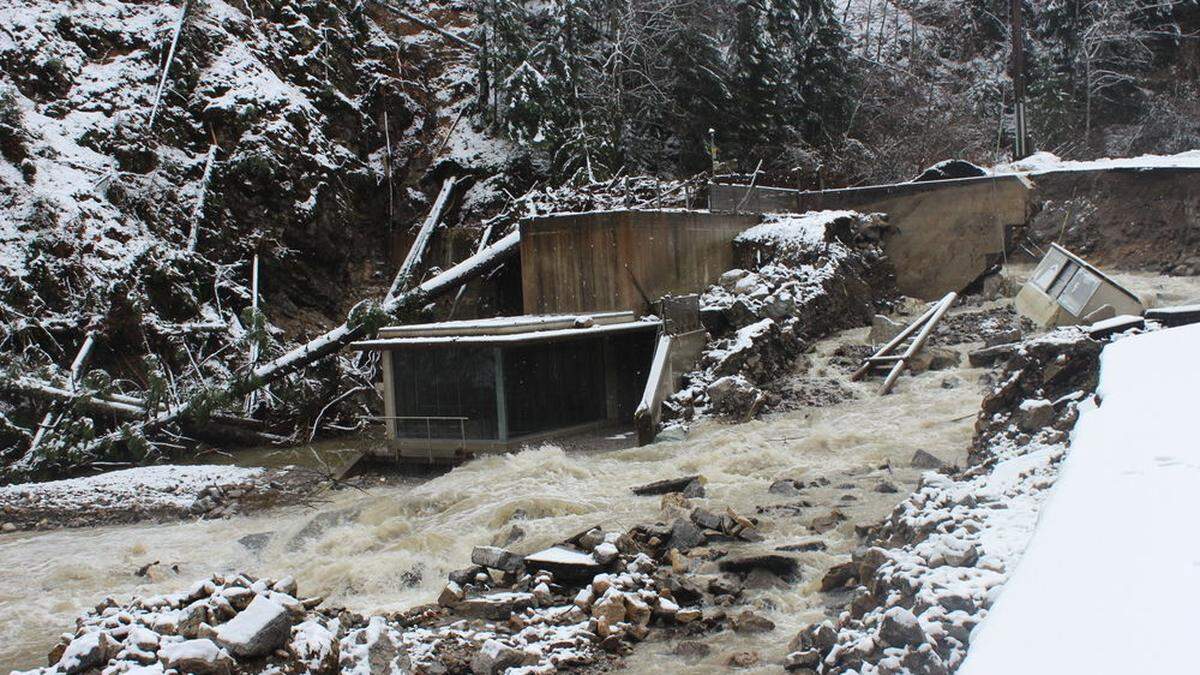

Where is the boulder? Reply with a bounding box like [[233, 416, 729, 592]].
[[470, 639, 531, 675], [214, 595, 294, 658], [673, 640, 711, 659], [874, 480, 899, 493], [667, 518, 706, 550], [158, 639, 234, 675], [869, 314, 904, 344], [907, 346, 961, 373], [775, 538, 827, 553], [718, 552, 800, 581], [878, 607, 925, 647], [768, 478, 804, 496], [785, 649, 821, 671], [288, 621, 339, 675], [731, 610, 776, 634], [1017, 398, 1055, 432], [706, 375, 762, 419], [57, 632, 118, 675], [471, 546, 524, 573], [631, 475, 705, 496], [820, 561, 858, 591], [809, 510, 847, 534], [910, 450, 944, 469]]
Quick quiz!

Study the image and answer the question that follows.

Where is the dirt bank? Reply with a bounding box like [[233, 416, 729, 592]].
[[1022, 169, 1200, 274]]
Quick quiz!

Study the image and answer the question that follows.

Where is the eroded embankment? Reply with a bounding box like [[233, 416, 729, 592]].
[[785, 329, 1103, 673]]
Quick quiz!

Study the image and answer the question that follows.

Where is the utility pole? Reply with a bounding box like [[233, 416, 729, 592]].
[[1010, 0, 1029, 159]]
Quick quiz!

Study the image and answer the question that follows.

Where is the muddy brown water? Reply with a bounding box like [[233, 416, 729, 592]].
[[0, 319, 991, 673]]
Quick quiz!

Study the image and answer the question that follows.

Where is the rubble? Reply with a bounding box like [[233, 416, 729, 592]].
[[665, 210, 896, 424], [785, 329, 1105, 673]]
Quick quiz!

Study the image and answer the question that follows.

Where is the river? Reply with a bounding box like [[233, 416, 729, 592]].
[[0, 318, 996, 673]]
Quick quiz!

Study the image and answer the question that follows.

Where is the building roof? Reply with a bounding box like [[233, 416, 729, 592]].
[[354, 313, 661, 349]]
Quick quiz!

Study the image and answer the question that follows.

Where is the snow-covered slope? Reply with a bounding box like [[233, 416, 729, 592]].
[[960, 322, 1200, 674]]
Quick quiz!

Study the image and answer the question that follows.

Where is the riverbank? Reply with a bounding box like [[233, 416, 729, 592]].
[[0, 464, 321, 532]]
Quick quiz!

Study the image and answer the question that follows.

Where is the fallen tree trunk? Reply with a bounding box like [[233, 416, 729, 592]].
[[79, 231, 521, 454], [386, 176, 457, 303]]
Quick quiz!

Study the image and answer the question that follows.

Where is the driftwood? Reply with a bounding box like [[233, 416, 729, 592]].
[[187, 143, 217, 252], [148, 0, 191, 130]]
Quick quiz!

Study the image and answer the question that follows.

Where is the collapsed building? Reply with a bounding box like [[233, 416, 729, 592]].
[[354, 164, 1188, 463]]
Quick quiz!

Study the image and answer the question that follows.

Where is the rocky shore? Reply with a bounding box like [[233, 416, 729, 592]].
[[784, 328, 1105, 673]]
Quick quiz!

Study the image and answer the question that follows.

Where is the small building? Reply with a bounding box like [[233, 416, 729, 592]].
[[352, 312, 659, 461], [1015, 243, 1144, 327]]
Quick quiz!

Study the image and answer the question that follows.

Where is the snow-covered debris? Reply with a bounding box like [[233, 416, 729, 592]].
[[960, 323, 1200, 674], [790, 329, 1105, 673], [663, 210, 894, 423]]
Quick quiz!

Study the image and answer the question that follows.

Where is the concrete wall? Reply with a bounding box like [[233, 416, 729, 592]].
[[520, 210, 760, 315], [710, 175, 1032, 299]]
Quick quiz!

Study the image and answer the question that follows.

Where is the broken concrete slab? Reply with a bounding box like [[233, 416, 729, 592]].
[[470, 546, 524, 573], [214, 595, 293, 658]]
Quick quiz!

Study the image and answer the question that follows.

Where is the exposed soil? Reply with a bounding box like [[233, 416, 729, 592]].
[[1022, 169, 1200, 275]]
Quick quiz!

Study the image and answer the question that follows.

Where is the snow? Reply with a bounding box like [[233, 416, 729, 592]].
[[736, 210, 858, 252], [524, 546, 598, 567], [961, 323, 1200, 674], [0, 465, 264, 511], [993, 149, 1200, 176]]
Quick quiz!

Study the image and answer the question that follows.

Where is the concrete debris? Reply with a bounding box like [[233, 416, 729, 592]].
[[470, 545, 525, 573]]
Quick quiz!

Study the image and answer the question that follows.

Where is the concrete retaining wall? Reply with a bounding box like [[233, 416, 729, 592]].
[[520, 210, 760, 315]]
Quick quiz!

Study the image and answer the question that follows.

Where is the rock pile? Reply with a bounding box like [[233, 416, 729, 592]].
[[23, 572, 326, 675], [664, 211, 895, 423], [783, 329, 1104, 673], [23, 475, 798, 674]]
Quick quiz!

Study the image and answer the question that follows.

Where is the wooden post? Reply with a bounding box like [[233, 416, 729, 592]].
[[246, 255, 259, 414], [1011, 0, 1029, 159]]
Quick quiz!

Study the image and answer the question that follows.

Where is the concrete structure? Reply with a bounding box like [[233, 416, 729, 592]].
[[352, 312, 658, 461], [1015, 244, 1144, 328], [709, 174, 1033, 299], [519, 210, 760, 315]]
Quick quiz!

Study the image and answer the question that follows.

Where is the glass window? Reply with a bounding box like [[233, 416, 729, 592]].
[[1047, 261, 1079, 299], [1059, 269, 1101, 316], [391, 347, 498, 440], [1030, 248, 1069, 291]]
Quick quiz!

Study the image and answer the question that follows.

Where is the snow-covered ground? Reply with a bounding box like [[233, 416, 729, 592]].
[[993, 149, 1200, 175], [960, 322, 1200, 674], [0, 465, 264, 527]]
